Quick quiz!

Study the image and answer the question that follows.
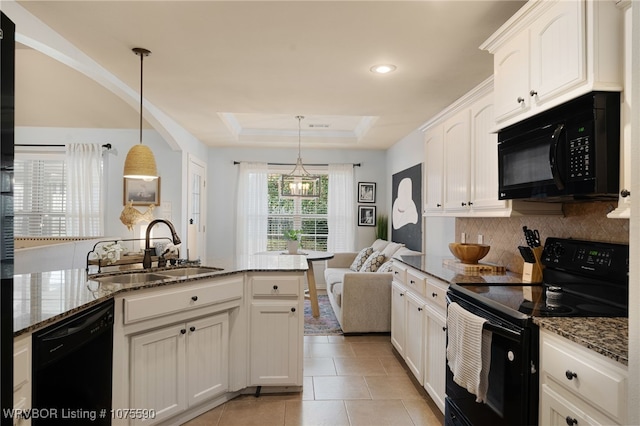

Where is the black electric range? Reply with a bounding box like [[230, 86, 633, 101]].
[[445, 237, 629, 426]]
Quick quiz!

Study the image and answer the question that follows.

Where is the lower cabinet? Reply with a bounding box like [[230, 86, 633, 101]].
[[129, 312, 229, 425], [13, 334, 32, 426], [390, 261, 448, 413], [539, 329, 628, 426], [248, 273, 304, 387], [424, 305, 446, 412], [404, 292, 425, 385]]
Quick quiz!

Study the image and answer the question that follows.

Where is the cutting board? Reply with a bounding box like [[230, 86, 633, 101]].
[[443, 258, 506, 273]]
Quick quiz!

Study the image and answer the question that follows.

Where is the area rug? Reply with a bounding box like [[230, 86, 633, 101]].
[[304, 294, 343, 335]]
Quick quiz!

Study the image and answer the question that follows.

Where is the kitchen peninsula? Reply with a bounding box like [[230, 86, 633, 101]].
[[13, 254, 308, 426]]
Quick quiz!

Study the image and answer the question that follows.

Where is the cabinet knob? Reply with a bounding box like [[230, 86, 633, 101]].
[[273, 285, 278, 290], [468, 201, 473, 206], [190, 326, 196, 332], [191, 296, 198, 301], [517, 96, 525, 104], [442, 326, 447, 332], [432, 292, 438, 298], [621, 189, 631, 198], [436, 203, 442, 207], [565, 416, 578, 426], [410, 280, 415, 284], [565, 370, 578, 380], [291, 307, 296, 313], [400, 293, 404, 297], [418, 307, 423, 312], [529, 90, 538, 97], [180, 329, 186, 334], [461, 202, 467, 207]]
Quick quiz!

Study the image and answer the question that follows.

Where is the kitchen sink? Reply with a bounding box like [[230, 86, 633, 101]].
[[94, 273, 170, 284], [158, 267, 224, 277]]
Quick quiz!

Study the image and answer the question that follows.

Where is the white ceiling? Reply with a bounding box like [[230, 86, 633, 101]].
[[14, 1, 526, 150]]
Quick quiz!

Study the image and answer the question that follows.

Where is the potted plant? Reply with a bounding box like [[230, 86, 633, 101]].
[[376, 214, 388, 240], [284, 229, 302, 254]]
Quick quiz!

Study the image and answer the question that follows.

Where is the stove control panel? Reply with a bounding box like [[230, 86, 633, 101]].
[[541, 237, 628, 279]]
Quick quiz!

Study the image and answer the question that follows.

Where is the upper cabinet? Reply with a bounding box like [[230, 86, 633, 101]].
[[481, 0, 623, 131], [422, 78, 561, 218]]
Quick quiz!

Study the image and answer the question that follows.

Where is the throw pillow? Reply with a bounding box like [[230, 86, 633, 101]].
[[360, 251, 387, 272], [371, 239, 390, 252], [381, 242, 405, 259], [350, 247, 374, 271], [377, 260, 394, 273]]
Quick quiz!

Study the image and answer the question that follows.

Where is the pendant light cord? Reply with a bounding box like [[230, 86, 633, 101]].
[[296, 115, 304, 159], [133, 47, 151, 145]]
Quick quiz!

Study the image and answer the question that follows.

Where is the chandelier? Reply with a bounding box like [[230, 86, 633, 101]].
[[123, 47, 158, 180], [280, 116, 321, 198]]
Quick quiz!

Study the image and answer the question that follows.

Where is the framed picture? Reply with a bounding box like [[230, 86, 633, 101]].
[[123, 177, 161, 206], [358, 205, 376, 226], [358, 182, 376, 203]]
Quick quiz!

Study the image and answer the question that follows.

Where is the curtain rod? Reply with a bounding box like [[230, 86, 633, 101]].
[[233, 161, 360, 167], [16, 143, 112, 150]]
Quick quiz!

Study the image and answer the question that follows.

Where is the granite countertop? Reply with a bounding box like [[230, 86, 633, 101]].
[[534, 317, 628, 366], [13, 254, 308, 337], [394, 254, 628, 366]]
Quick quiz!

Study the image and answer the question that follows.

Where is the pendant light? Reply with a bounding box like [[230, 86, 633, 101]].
[[280, 116, 321, 198], [123, 47, 158, 180]]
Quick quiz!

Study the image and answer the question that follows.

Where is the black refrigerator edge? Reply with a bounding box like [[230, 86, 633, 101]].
[[0, 11, 15, 426]]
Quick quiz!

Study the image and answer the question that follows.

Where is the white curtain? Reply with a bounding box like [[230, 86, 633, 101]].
[[327, 163, 355, 252], [65, 144, 103, 236], [236, 162, 269, 256]]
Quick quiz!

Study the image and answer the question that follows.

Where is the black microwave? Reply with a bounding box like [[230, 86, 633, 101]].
[[497, 91, 620, 201]]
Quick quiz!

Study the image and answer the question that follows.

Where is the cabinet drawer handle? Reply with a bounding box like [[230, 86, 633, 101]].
[[432, 292, 438, 298], [529, 90, 538, 97], [273, 285, 278, 290], [565, 370, 577, 380], [565, 416, 577, 426], [621, 189, 631, 198], [291, 307, 296, 313], [191, 296, 198, 301], [180, 329, 186, 334], [190, 326, 196, 332], [517, 96, 525, 104]]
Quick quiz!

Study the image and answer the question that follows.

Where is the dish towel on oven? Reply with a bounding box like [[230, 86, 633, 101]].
[[446, 302, 492, 403]]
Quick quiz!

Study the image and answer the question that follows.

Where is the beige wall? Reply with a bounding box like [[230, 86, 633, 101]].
[[456, 201, 629, 274]]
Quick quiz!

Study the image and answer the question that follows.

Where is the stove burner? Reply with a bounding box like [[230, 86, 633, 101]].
[[519, 300, 577, 316]]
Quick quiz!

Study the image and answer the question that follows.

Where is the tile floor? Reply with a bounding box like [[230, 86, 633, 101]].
[[183, 334, 444, 426]]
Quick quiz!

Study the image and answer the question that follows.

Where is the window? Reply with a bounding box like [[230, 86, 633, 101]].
[[14, 152, 67, 236], [267, 171, 328, 252]]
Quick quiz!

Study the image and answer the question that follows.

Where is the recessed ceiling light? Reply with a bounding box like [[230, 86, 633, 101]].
[[370, 64, 397, 74]]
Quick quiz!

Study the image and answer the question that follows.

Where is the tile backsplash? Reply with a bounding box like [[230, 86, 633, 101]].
[[456, 202, 629, 274]]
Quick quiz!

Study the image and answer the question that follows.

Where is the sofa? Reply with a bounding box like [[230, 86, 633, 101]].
[[323, 239, 420, 334]]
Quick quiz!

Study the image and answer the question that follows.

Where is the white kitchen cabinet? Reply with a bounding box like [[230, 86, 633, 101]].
[[539, 329, 628, 426], [424, 305, 446, 413], [421, 77, 562, 218], [129, 312, 229, 425], [390, 260, 448, 413], [404, 292, 425, 385], [423, 125, 444, 214], [13, 334, 31, 426], [442, 109, 471, 213], [482, 0, 623, 130], [248, 274, 304, 387], [391, 281, 407, 357]]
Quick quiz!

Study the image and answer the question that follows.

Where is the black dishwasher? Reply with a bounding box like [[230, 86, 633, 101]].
[[32, 299, 114, 425]]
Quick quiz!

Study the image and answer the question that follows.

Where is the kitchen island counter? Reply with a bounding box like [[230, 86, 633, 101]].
[[13, 254, 308, 336]]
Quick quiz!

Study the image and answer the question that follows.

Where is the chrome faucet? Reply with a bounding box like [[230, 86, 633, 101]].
[[143, 219, 182, 269]]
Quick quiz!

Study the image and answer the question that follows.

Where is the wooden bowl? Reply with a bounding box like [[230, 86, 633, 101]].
[[448, 243, 490, 264]]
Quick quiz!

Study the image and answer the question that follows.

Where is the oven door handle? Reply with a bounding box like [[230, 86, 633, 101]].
[[482, 321, 522, 342]]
